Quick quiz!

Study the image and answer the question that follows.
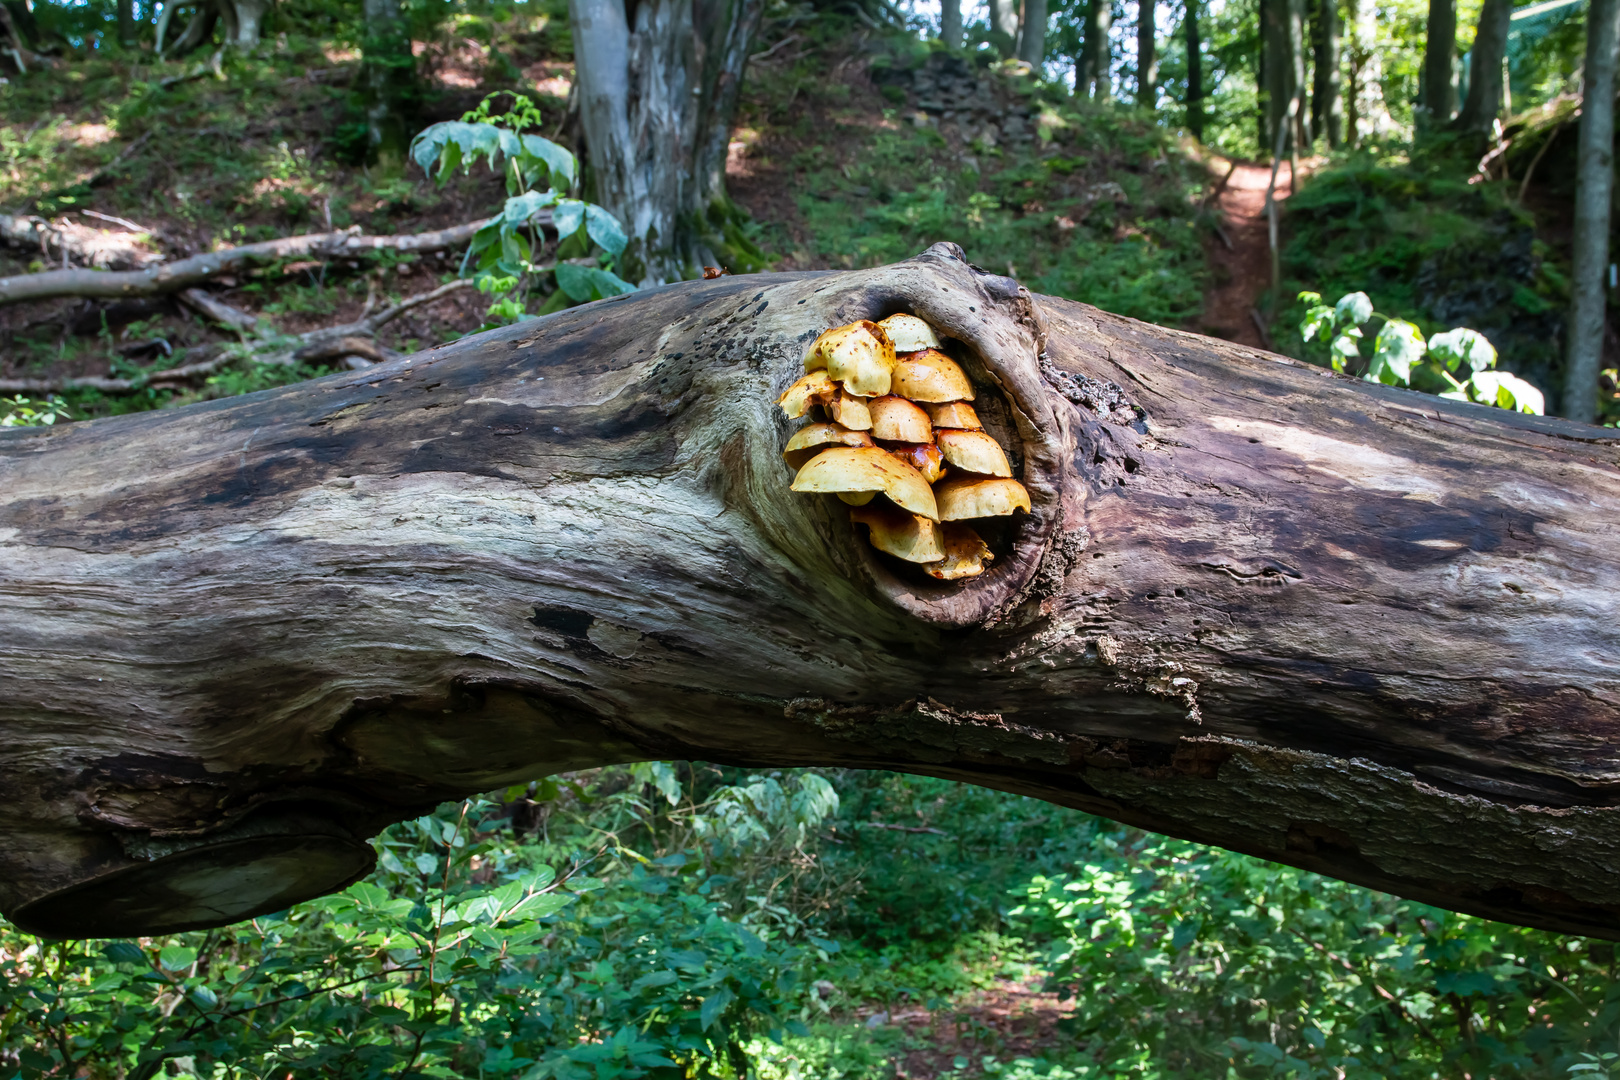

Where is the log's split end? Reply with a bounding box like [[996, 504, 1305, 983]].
[[5, 243, 1620, 939]]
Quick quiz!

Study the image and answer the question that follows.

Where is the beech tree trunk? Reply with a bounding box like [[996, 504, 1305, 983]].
[[1019, 0, 1047, 68], [1080, 0, 1111, 98], [5, 245, 1620, 941], [1561, 0, 1620, 422], [361, 0, 414, 167], [1310, 0, 1340, 147], [1185, 0, 1204, 139], [1452, 0, 1512, 138], [989, 0, 1020, 54], [569, 0, 763, 287], [1421, 0, 1458, 125], [1137, 0, 1157, 107], [940, 0, 961, 50]]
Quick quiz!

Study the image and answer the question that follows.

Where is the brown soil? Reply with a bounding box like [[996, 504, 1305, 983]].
[[853, 976, 1081, 1076], [1198, 158, 1302, 350]]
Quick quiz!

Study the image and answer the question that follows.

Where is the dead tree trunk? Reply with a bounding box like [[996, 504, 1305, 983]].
[[5, 244, 1620, 941]]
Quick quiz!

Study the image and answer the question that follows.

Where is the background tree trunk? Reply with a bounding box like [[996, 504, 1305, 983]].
[[940, 0, 961, 49], [1185, 0, 1203, 139], [1080, 0, 1111, 98], [1452, 0, 1512, 138], [1562, 0, 1620, 422], [360, 0, 415, 167], [989, 0, 1020, 55], [1137, 0, 1157, 107], [1019, 0, 1047, 68], [5, 246, 1620, 941], [116, 0, 136, 46], [1421, 0, 1458, 126], [1261, 0, 1295, 151], [568, 0, 764, 286], [1310, 0, 1341, 146]]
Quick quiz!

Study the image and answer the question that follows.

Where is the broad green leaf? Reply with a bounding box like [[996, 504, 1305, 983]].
[[158, 946, 196, 972], [1372, 319, 1425, 384], [551, 199, 585, 240], [699, 986, 735, 1030], [190, 985, 218, 1009], [1469, 370, 1545, 414], [502, 190, 560, 228], [521, 132, 578, 187], [102, 942, 146, 965], [555, 263, 636, 303], [1427, 327, 1497, 373], [1297, 290, 1322, 305], [1300, 305, 1335, 343], [584, 204, 629, 256], [1334, 291, 1373, 326]]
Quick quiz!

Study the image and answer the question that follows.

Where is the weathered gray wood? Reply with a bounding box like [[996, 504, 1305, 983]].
[[3, 243, 1620, 939]]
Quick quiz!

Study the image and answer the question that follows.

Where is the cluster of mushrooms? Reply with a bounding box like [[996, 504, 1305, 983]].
[[777, 314, 1031, 581]]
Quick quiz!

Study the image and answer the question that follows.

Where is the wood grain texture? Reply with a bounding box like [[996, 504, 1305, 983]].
[[3, 243, 1619, 938]]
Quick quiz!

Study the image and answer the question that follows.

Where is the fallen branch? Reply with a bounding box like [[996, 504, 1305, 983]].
[[0, 219, 490, 306], [0, 278, 477, 393], [856, 822, 948, 835]]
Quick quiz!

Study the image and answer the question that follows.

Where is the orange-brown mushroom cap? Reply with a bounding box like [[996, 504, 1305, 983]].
[[924, 524, 994, 580], [828, 390, 874, 431], [892, 348, 974, 403], [924, 401, 983, 430], [883, 441, 945, 484], [936, 429, 1012, 478], [777, 371, 837, 419], [869, 395, 933, 443], [851, 504, 946, 563], [805, 321, 897, 397], [792, 446, 940, 520], [877, 313, 941, 353], [783, 423, 876, 470], [935, 476, 1031, 521]]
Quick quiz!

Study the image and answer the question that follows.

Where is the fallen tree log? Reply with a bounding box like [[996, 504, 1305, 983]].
[[3, 244, 1619, 940], [0, 219, 490, 306]]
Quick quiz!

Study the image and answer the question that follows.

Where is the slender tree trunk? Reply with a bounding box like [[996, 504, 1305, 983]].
[[1020, 0, 1047, 67], [1185, 0, 1204, 138], [1262, 0, 1294, 152], [941, 0, 961, 49], [360, 0, 415, 168], [990, 0, 1021, 53], [569, 0, 764, 287], [7, 246, 1620, 942], [1421, 0, 1458, 126], [1081, 0, 1112, 98], [1289, 0, 1309, 148], [1562, 0, 1620, 422], [1451, 0, 1512, 138], [116, 0, 136, 45], [225, 0, 267, 46], [1311, 0, 1341, 146], [1137, 0, 1157, 106]]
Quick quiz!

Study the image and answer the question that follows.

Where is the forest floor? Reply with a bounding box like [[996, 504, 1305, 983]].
[[1199, 158, 1303, 350]]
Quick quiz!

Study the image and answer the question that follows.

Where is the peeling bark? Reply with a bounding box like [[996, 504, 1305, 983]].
[[4, 244, 1620, 940]]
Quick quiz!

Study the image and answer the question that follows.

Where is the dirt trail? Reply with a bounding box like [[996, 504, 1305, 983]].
[[1199, 160, 1301, 350]]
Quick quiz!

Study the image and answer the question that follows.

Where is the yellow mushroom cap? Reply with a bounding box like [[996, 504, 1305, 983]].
[[869, 395, 933, 443], [935, 429, 1012, 478], [828, 390, 873, 431], [850, 503, 946, 563], [924, 401, 982, 430], [777, 371, 837, 420], [805, 321, 897, 398], [783, 423, 875, 469], [877, 313, 941, 353], [884, 441, 945, 484], [892, 348, 974, 403], [935, 476, 1031, 521], [792, 446, 940, 521], [924, 523, 994, 580]]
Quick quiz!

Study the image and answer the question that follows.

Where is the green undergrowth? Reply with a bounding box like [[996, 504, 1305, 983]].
[[1277, 147, 1569, 399], [738, 31, 1210, 326]]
